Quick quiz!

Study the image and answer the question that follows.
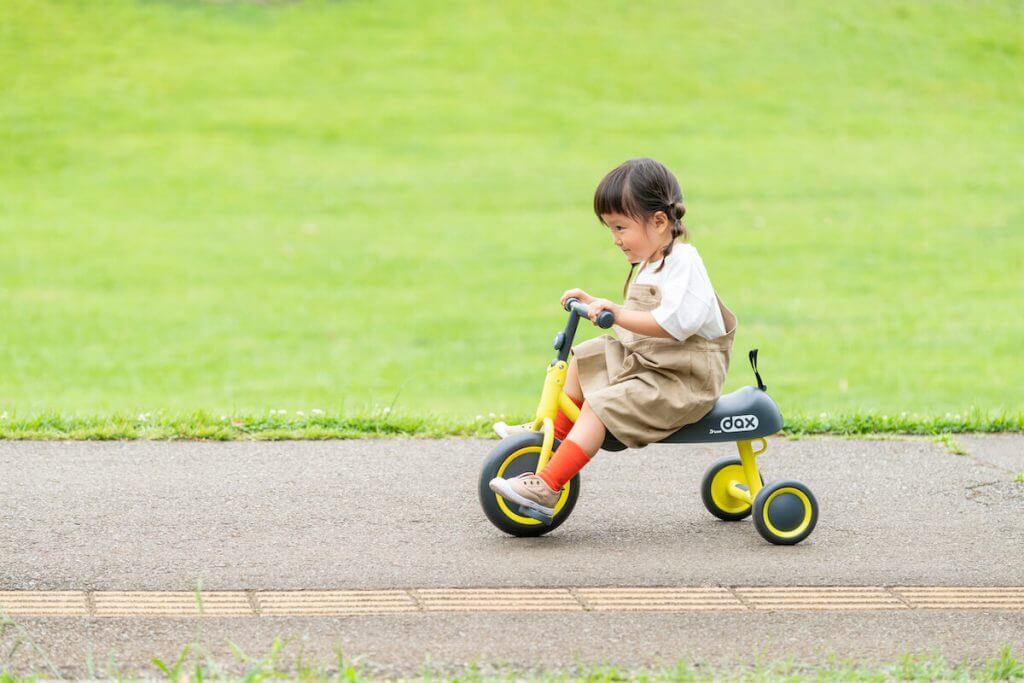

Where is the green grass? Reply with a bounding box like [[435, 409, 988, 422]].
[[0, 406, 1020, 440], [2, 615, 1023, 682], [1, 0, 1022, 428]]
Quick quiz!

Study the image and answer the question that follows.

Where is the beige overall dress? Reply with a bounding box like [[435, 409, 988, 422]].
[[570, 278, 738, 449]]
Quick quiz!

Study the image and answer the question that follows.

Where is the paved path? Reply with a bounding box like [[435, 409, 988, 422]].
[[0, 435, 1021, 677]]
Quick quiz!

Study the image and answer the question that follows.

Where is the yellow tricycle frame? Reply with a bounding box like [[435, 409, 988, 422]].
[[530, 359, 580, 470]]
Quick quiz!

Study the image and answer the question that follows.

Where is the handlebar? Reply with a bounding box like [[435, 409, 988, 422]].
[[564, 297, 615, 329]]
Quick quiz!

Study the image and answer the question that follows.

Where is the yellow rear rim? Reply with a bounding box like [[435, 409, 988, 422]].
[[710, 464, 753, 515], [496, 446, 572, 525], [761, 487, 813, 538]]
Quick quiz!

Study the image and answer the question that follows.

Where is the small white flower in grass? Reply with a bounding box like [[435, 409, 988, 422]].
[[882, 415, 889, 420], [0, 411, 7, 420], [312, 409, 324, 416], [138, 413, 147, 422], [819, 412, 828, 418], [296, 410, 305, 416], [220, 415, 226, 421], [382, 407, 391, 414], [277, 409, 287, 415], [475, 415, 483, 420]]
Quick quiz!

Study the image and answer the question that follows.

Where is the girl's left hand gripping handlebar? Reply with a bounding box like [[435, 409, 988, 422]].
[[564, 298, 615, 329]]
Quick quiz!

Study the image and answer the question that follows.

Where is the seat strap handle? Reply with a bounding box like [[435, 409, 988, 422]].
[[749, 349, 767, 391]]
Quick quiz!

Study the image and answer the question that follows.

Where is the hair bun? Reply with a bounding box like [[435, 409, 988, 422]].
[[666, 200, 685, 222]]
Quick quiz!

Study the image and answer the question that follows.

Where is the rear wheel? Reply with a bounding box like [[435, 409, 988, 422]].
[[752, 480, 819, 545], [478, 432, 579, 537], [700, 456, 763, 521]]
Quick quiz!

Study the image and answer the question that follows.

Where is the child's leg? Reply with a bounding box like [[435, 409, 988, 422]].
[[554, 394, 583, 440], [563, 401, 606, 455], [537, 401, 605, 492]]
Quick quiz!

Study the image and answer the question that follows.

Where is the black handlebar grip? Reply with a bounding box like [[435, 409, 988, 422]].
[[594, 310, 615, 328], [564, 298, 616, 329]]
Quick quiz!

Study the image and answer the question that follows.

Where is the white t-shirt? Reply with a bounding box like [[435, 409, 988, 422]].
[[633, 243, 727, 341]]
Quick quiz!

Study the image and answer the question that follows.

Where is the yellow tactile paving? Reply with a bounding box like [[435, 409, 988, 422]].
[[415, 588, 582, 612], [2, 587, 1022, 617], [0, 591, 88, 616], [894, 587, 1024, 609], [734, 587, 907, 610], [257, 590, 417, 616], [93, 591, 252, 617], [577, 587, 745, 611]]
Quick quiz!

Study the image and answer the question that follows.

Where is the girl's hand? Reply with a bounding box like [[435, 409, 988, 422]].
[[560, 289, 594, 307], [586, 298, 621, 325]]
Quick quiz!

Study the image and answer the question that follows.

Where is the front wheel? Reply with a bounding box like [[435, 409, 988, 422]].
[[752, 480, 818, 545], [478, 432, 579, 537]]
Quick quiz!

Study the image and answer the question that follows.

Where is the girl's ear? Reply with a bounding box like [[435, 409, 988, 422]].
[[653, 210, 669, 232]]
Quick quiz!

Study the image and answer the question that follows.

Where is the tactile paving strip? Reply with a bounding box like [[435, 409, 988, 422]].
[[257, 590, 417, 616], [0, 591, 88, 617], [93, 591, 252, 617], [577, 587, 744, 611], [416, 588, 582, 612], [893, 587, 1024, 609], [2, 587, 1023, 617], [734, 586, 907, 611]]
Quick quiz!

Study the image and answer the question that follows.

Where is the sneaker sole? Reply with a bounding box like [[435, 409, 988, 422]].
[[488, 478, 556, 520]]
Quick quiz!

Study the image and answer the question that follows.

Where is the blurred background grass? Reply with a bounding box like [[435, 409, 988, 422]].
[[1, 0, 1021, 424]]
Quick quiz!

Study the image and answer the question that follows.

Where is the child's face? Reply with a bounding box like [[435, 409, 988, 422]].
[[600, 211, 672, 265]]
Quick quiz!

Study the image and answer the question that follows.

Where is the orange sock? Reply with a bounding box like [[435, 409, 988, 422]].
[[553, 395, 584, 441], [537, 439, 591, 492]]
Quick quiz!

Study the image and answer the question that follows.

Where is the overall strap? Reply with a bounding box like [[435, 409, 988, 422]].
[[749, 349, 767, 391]]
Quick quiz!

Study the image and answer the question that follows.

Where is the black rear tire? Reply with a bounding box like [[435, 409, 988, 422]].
[[700, 456, 764, 521], [752, 479, 819, 545]]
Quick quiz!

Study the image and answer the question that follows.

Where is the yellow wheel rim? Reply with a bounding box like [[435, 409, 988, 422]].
[[495, 446, 572, 525], [709, 464, 752, 515], [761, 487, 813, 539]]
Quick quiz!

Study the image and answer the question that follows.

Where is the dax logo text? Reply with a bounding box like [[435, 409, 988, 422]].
[[709, 415, 759, 435]]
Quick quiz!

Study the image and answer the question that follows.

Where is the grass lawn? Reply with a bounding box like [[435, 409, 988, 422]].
[[1, 626, 1020, 681], [1, 0, 1022, 435]]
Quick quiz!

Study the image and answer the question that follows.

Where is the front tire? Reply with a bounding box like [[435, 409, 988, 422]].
[[478, 432, 579, 537]]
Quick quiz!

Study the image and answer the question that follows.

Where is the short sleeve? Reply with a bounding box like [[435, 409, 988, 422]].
[[650, 252, 713, 341]]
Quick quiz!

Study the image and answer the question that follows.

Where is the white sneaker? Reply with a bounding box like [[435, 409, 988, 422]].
[[493, 420, 535, 438], [488, 473, 559, 520]]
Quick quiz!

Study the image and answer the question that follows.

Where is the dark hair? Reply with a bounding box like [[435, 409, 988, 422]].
[[593, 158, 688, 297]]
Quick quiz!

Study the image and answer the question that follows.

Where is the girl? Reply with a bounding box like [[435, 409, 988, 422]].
[[489, 157, 738, 521]]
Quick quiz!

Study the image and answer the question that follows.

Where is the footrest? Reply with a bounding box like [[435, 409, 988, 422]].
[[517, 505, 554, 525]]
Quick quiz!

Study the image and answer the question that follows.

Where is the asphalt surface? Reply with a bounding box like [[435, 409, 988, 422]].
[[1, 434, 1022, 677]]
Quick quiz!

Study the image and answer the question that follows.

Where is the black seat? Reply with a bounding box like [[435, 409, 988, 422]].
[[599, 386, 784, 452]]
